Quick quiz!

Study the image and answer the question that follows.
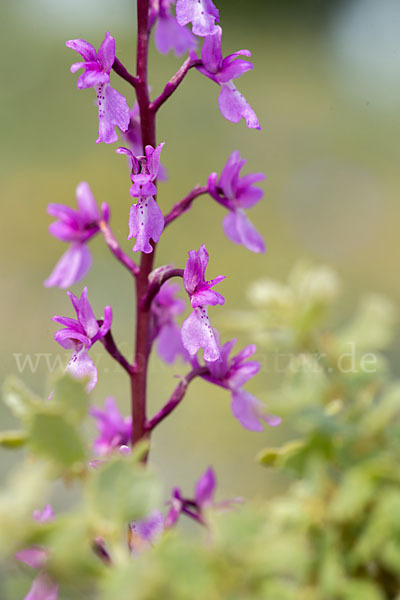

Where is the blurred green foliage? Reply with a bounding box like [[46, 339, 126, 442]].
[[1, 264, 400, 598]]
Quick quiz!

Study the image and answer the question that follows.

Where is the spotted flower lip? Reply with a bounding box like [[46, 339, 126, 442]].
[[176, 0, 220, 37], [181, 245, 225, 362], [66, 32, 130, 143], [53, 287, 112, 391], [90, 397, 132, 455], [44, 183, 109, 289], [194, 26, 260, 129], [208, 150, 266, 253]]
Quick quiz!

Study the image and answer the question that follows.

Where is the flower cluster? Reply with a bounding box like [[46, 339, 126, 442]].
[[34, 0, 281, 588]]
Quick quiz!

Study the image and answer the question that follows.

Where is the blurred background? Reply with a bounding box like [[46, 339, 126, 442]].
[[1, 0, 400, 509]]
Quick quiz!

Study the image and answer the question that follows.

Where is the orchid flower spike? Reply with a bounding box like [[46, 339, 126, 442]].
[[66, 32, 130, 143]]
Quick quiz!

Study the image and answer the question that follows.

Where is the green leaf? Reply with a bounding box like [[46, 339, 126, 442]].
[[258, 439, 305, 467], [52, 376, 89, 423], [2, 376, 44, 421], [28, 412, 85, 469], [0, 429, 28, 448], [86, 455, 161, 526]]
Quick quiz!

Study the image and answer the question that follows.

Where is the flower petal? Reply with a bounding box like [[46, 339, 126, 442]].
[[222, 210, 265, 253], [195, 467, 216, 507], [15, 547, 48, 569], [97, 32, 115, 73], [145, 142, 165, 178], [96, 84, 130, 144], [25, 572, 59, 600], [181, 306, 220, 362], [66, 348, 97, 392], [128, 197, 164, 254], [66, 38, 97, 61], [155, 14, 197, 57], [75, 182, 100, 223], [176, 0, 219, 36], [231, 389, 281, 431], [183, 244, 209, 295], [200, 26, 222, 72], [157, 322, 189, 364], [78, 286, 99, 339], [44, 244, 92, 289], [218, 83, 261, 130]]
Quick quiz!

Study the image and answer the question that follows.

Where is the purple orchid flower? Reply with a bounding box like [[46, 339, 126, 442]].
[[165, 467, 240, 527], [181, 244, 225, 362], [129, 510, 164, 553], [44, 182, 109, 289], [176, 0, 219, 36], [150, 0, 197, 56], [150, 282, 189, 364], [15, 506, 58, 600], [195, 26, 260, 129], [199, 337, 281, 431], [66, 32, 130, 144], [122, 103, 168, 181], [89, 397, 132, 455], [53, 287, 112, 391], [208, 151, 265, 253], [165, 467, 215, 527], [116, 144, 165, 254]]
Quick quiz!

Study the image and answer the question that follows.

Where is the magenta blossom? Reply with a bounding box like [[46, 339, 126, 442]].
[[208, 151, 265, 253], [90, 397, 132, 455], [129, 510, 164, 553], [165, 467, 216, 527], [181, 245, 225, 362], [176, 0, 219, 36], [66, 32, 130, 144], [150, 282, 189, 364], [15, 506, 58, 600], [151, 0, 197, 56], [53, 287, 112, 391], [44, 182, 109, 289], [195, 26, 260, 129], [122, 103, 168, 181], [198, 337, 281, 431], [116, 143, 165, 253], [165, 467, 239, 527]]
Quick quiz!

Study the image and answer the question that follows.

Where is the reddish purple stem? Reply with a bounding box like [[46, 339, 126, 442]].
[[100, 328, 134, 376], [150, 57, 202, 113], [112, 57, 139, 89], [141, 267, 184, 310], [164, 185, 209, 227], [100, 221, 139, 277], [146, 367, 209, 432]]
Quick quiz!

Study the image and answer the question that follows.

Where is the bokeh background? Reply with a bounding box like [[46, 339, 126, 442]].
[[1, 0, 400, 507]]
